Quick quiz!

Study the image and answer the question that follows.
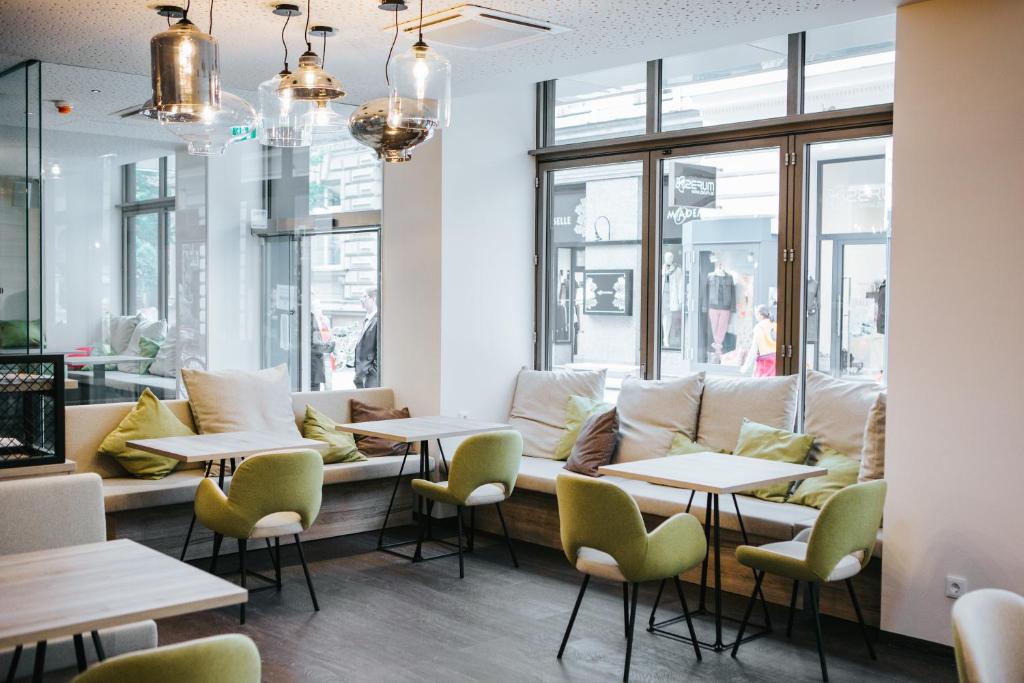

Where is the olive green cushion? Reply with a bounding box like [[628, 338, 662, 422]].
[[733, 419, 814, 502], [667, 432, 730, 455], [98, 388, 194, 479], [301, 404, 366, 464], [553, 395, 612, 461], [138, 336, 160, 375], [790, 448, 860, 509]]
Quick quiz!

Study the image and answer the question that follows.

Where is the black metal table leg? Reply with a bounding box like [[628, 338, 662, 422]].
[[713, 493, 723, 648], [217, 458, 227, 489], [90, 631, 106, 661], [180, 460, 214, 561], [73, 634, 87, 672], [421, 440, 432, 543], [30, 641, 45, 683], [436, 439, 449, 475], [5, 644, 21, 683], [732, 493, 772, 631], [377, 442, 412, 551]]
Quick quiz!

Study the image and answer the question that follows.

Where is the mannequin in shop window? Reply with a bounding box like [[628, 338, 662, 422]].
[[662, 251, 683, 348], [742, 304, 777, 377], [703, 255, 735, 362]]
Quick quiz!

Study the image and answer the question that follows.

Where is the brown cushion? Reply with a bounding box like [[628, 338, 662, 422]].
[[349, 399, 416, 457], [564, 408, 619, 477]]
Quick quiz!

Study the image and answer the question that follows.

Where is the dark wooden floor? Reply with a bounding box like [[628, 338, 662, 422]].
[[149, 527, 956, 683]]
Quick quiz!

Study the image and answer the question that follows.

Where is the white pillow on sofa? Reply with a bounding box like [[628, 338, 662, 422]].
[[508, 368, 606, 459], [803, 370, 882, 458], [615, 373, 704, 463], [696, 375, 798, 453], [181, 364, 301, 437], [119, 318, 167, 372], [108, 314, 143, 354]]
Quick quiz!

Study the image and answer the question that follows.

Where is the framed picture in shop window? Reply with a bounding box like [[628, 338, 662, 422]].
[[584, 270, 633, 316]]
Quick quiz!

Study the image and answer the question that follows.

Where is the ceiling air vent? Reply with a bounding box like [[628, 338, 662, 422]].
[[391, 4, 570, 50]]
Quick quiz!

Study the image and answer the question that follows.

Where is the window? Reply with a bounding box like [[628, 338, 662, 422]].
[[661, 36, 788, 132], [805, 15, 896, 113], [122, 157, 176, 320], [309, 133, 382, 215], [552, 64, 647, 145]]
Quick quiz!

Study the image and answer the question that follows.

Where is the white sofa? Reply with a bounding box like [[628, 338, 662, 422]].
[[64, 387, 433, 559], [0, 473, 158, 678]]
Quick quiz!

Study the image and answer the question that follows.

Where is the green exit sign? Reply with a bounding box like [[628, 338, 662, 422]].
[[231, 126, 256, 139]]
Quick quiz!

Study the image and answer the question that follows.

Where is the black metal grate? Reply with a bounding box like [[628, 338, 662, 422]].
[[0, 355, 65, 468]]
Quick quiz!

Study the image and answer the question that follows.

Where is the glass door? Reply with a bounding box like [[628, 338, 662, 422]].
[[656, 141, 787, 380], [540, 154, 651, 400], [261, 235, 300, 389]]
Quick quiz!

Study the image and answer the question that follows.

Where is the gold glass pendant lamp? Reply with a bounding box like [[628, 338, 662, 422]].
[[277, 0, 345, 103], [150, 0, 220, 122]]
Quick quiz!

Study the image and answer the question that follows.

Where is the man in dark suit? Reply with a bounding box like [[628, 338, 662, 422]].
[[353, 288, 379, 388]]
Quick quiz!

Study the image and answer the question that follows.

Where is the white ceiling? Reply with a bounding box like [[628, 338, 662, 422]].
[[0, 0, 900, 107]]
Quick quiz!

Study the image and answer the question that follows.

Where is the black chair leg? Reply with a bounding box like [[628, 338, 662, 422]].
[[846, 579, 877, 660], [495, 503, 519, 568], [456, 506, 466, 578], [468, 507, 476, 552], [294, 534, 320, 611], [414, 500, 429, 561], [809, 582, 829, 681], [647, 579, 665, 631], [622, 583, 629, 638], [623, 582, 638, 682], [238, 539, 247, 625], [209, 533, 223, 576], [274, 538, 282, 590], [558, 574, 590, 659], [5, 644, 22, 683], [787, 580, 800, 638], [731, 570, 766, 658], [673, 577, 702, 662]]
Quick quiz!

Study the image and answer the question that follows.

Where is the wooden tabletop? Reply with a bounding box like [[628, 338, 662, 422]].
[[127, 430, 328, 463], [336, 416, 511, 442], [0, 539, 246, 649], [598, 452, 827, 494]]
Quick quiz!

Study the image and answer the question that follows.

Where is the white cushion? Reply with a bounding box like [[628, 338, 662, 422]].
[[614, 373, 704, 463], [753, 539, 862, 581], [181, 365, 301, 437], [696, 375, 798, 453], [250, 511, 304, 539], [108, 314, 143, 354], [146, 328, 178, 378], [508, 368, 606, 459], [576, 546, 626, 582], [120, 318, 167, 372], [803, 370, 881, 457], [466, 483, 507, 506]]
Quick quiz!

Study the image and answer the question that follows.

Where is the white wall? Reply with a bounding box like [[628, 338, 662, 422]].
[[883, 0, 1024, 645], [381, 86, 536, 421], [206, 141, 264, 371]]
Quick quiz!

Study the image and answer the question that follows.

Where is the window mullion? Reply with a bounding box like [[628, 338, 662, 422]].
[[787, 32, 806, 116], [645, 60, 662, 135]]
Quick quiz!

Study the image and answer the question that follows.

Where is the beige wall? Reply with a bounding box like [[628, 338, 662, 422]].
[[884, 0, 1024, 645]]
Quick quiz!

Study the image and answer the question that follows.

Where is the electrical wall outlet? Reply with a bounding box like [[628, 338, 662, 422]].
[[946, 575, 968, 599], [457, 411, 469, 419]]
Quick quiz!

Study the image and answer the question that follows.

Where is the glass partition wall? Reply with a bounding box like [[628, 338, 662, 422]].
[[536, 16, 895, 391]]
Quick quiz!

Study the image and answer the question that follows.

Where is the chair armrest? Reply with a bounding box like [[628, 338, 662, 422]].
[[641, 513, 707, 582], [194, 479, 251, 539], [411, 479, 460, 506]]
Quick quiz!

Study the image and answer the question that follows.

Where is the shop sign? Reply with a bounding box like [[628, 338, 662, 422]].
[[671, 163, 717, 209]]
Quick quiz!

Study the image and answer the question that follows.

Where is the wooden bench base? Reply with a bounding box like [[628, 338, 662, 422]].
[[473, 488, 881, 627]]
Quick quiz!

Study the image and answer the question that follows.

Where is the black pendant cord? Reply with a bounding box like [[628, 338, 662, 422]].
[[322, 32, 327, 69], [208, 0, 214, 34], [281, 11, 292, 71], [385, 5, 399, 86], [418, 0, 424, 42], [183, 0, 191, 20], [304, 0, 312, 51]]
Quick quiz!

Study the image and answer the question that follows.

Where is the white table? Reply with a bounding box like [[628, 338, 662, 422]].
[[63, 355, 148, 382], [599, 452, 826, 653], [127, 431, 328, 560], [335, 416, 510, 560], [0, 539, 246, 681]]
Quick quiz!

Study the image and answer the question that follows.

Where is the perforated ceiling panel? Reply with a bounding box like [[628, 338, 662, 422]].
[[0, 0, 898, 104]]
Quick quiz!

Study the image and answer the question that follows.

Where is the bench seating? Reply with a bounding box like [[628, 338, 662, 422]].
[[65, 387, 432, 559]]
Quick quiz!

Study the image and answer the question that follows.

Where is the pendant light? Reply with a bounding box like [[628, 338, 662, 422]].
[[162, 91, 257, 155], [258, 5, 315, 148], [149, 0, 220, 122], [277, 0, 345, 103], [347, 3, 436, 162], [389, 0, 451, 128], [300, 26, 351, 144]]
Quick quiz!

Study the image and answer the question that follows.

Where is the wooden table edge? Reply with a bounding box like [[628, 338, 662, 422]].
[[596, 459, 828, 495], [126, 437, 328, 463]]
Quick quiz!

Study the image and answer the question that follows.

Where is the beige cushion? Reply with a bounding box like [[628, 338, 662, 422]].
[[250, 511, 304, 539], [102, 470, 209, 512], [858, 392, 886, 482], [322, 454, 434, 485], [0, 473, 106, 554], [614, 373, 704, 463], [696, 375, 798, 453], [753, 539, 863, 581], [803, 371, 881, 458], [576, 547, 626, 582], [181, 365, 300, 437], [508, 368, 606, 459]]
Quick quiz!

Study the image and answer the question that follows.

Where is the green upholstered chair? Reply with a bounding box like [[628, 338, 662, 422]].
[[195, 449, 324, 624], [952, 588, 1024, 683], [71, 634, 259, 683], [731, 479, 887, 681], [555, 473, 708, 682], [411, 430, 523, 578]]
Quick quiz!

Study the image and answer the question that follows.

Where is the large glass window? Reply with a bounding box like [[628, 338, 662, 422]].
[[122, 157, 176, 320], [309, 135, 382, 215], [546, 160, 645, 398], [659, 146, 781, 379], [661, 36, 788, 132], [802, 135, 892, 382], [804, 15, 895, 113], [553, 64, 647, 145]]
